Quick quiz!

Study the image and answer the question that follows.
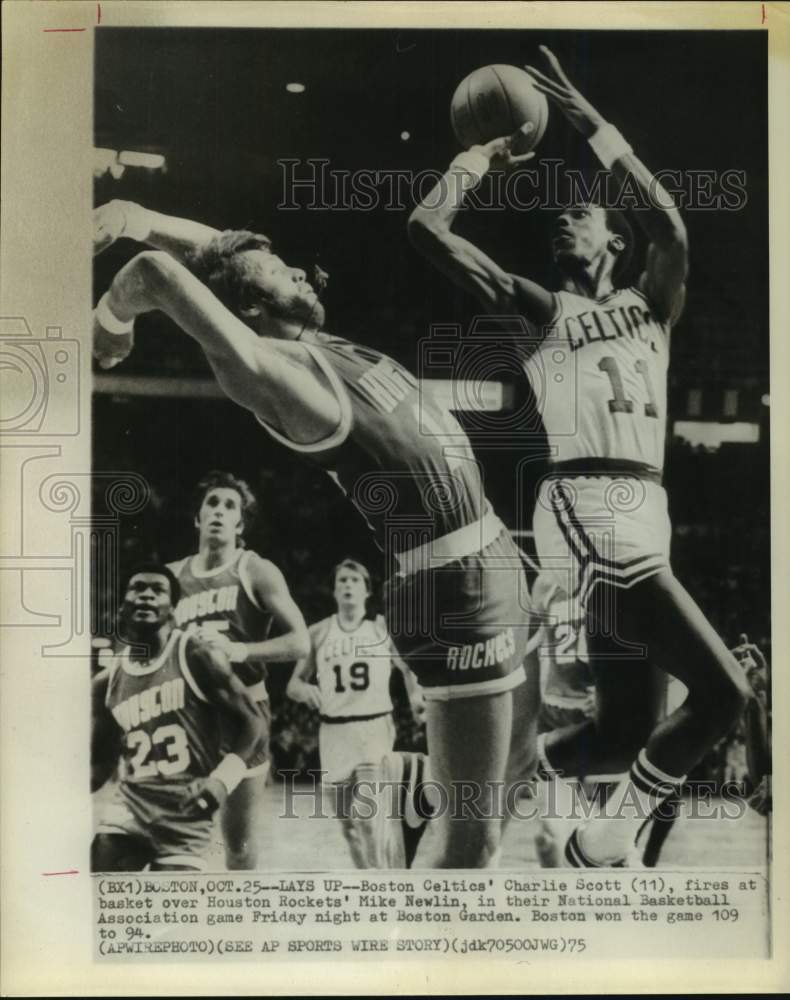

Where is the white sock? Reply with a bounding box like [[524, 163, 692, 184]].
[[578, 750, 685, 864]]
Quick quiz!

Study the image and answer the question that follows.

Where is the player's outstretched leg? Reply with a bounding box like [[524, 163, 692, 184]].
[[568, 571, 750, 866], [425, 690, 513, 868]]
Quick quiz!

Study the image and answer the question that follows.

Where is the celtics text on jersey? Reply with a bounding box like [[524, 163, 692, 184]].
[[523, 287, 669, 471]]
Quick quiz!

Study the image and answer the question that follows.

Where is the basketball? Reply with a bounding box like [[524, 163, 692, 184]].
[[451, 64, 549, 154]]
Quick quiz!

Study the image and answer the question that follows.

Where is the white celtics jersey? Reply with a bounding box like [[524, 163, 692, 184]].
[[524, 287, 670, 470], [315, 615, 394, 720]]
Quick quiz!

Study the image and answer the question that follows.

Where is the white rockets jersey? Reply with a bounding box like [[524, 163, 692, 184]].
[[315, 615, 394, 720], [523, 287, 670, 471]]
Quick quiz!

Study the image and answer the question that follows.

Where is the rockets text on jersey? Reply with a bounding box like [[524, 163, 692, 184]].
[[256, 333, 488, 555], [523, 287, 669, 471], [105, 629, 222, 788], [169, 549, 273, 692], [315, 615, 394, 720]]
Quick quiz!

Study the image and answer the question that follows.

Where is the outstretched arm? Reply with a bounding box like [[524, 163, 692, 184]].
[[525, 46, 688, 325], [92, 250, 342, 446], [199, 555, 310, 666], [408, 136, 555, 325], [93, 200, 220, 260]]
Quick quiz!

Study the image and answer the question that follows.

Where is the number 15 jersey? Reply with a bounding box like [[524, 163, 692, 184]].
[[315, 615, 394, 720], [523, 287, 669, 472]]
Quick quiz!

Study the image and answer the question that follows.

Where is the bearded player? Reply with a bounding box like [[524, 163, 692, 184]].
[[166, 470, 309, 869], [409, 46, 752, 866], [287, 558, 427, 868], [91, 564, 264, 872], [92, 199, 537, 868]]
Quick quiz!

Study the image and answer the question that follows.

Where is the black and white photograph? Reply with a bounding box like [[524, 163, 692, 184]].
[[2, 1, 789, 994]]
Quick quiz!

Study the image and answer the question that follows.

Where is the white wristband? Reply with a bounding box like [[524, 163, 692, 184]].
[[95, 292, 134, 336], [450, 149, 490, 189], [120, 205, 151, 243], [588, 123, 633, 169], [210, 752, 247, 795]]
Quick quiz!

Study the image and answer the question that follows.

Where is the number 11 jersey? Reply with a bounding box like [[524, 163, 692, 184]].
[[524, 287, 669, 471], [315, 615, 394, 720]]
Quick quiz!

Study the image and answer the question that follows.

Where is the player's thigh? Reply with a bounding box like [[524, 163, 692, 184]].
[[221, 765, 270, 844], [586, 631, 664, 741], [91, 833, 153, 872], [592, 570, 748, 703], [505, 649, 541, 785], [427, 690, 513, 806]]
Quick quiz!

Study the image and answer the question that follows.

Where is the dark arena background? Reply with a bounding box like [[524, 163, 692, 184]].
[[92, 28, 769, 867]]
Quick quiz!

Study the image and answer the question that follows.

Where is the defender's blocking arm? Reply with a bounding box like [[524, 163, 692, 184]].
[[92, 249, 342, 446], [93, 200, 220, 260]]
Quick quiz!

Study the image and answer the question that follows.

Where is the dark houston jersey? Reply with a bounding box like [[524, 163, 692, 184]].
[[257, 333, 487, 553]]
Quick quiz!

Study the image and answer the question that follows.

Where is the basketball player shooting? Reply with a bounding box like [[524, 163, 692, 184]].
[[91, 199, 537, 869], [409, 46, 753, 867]]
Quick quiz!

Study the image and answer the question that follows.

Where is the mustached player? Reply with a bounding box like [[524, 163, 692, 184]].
[[287, 559, 427, 868], [409, 46, 752, 866], [166, 470, 309, 869], [92, 200, 535, 868], [91, 564, 264, 872]]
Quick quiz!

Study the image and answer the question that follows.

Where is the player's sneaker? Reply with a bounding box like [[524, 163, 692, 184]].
[[564, 827, 626, 868], [383, 751, 435, 868]]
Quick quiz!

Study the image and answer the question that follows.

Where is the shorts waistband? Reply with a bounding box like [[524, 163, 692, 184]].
[[320, 710, 391, 725], [394, 505, 505, 576], [547, 459, 663, 486]]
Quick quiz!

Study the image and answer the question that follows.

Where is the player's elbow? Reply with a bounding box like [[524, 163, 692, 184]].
[[291, 630, 312, 661], [129, 250, 183, 305]]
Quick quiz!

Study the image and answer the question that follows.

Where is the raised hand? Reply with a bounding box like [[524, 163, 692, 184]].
[[473, 123, 537, 170], [524, 46, 606, 138], [93, 312, 134, 370], [93, 201, 129, 256]]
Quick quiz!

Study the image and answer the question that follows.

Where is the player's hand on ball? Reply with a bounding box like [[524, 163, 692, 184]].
[[93, 201, 129, 256], [181, 776, 228, 818], [474, 125, 536, 170], [524, 46, 606, 139], [93, 313, 134, 370]]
